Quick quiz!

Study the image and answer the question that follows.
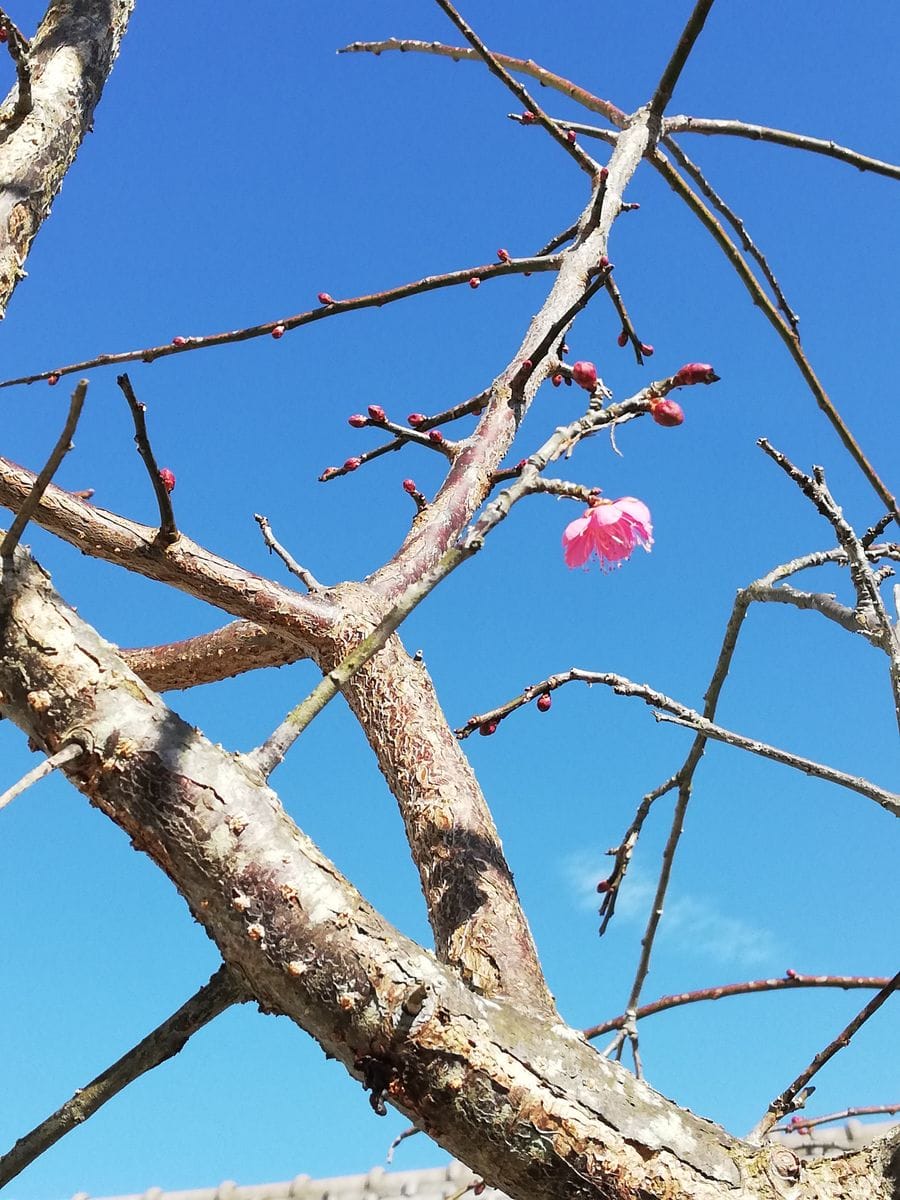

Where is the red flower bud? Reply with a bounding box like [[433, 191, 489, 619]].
[[596, 878, 612, 894], [552, 374, 563, 387], [428, 430, 444, 444], [566, 129, 576, 143], [617, 330, 628, 348], [785, 968, 799, 980], [172, 336, 187, 346], [521, 111, 536, 124], [402, 479, 417, 494], [497, 248, 510, 262], [317, 292, 335, 305], [599, 255, 609, 268], [673, 362, 720, 386], [48, 374, 60, 386], [348, 414, 367, 428], [367, 404, 386, 422], [640, 343, 654, 357], [571, 360, 598, 390], [536, 693, 552, 712], [407, 413, 426, 427], [516, 459, 528, 470], [343, 457, 362, 471], [319, 467, 339, 481], [469, 278, 480, 289], [271, 324, 285, 339], [158, 467, 176, 494], [479, 720, 498, 736], [599, 166, 609, 181], [650, 397, 685, 427], [0, 28, 7, 43], [521, 359, 533, 370]]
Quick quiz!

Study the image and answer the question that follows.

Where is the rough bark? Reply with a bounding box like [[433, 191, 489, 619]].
[[2, 546, 893, 1200], [0, 0, 135, 316]]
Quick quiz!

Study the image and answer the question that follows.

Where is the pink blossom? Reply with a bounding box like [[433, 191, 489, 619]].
[[562, 497, 653, 570]]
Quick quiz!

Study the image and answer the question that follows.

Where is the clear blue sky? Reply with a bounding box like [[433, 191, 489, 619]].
[[1, 3, 898, 1197]]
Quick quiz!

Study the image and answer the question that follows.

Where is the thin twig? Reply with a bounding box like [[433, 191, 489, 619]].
[[650, 148, 899, 524], [0, 7, 32, 132], [776, 1104, 900, 1135], [0, 966, 245, 1187], [604, 274, 648, 364], [664, 115, 900, 182], [583, 974, 892, 1040], [386, 1125, 420, 1164], [431, 0, 599, 176], [456, 668, 899, 815], [0, 255, 561, 390], [254, 514, 322, 591], [117, 374, 178, 546], [0, 742, 83, 813], [648, 0, 718, 123], [663, 135, 799, 329], [338, 39, 628, 128], [749, 971, 900, 1141], [0, 379, 87, 558]]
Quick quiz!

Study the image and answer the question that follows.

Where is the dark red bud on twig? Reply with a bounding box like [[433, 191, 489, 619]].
[[599, 256, 609, 268], [497, 248, 510, 262], [0, 28, 8, 43], [552, 374, 563, 387], [673, 362, 720, 386], [428, 430, 444, 444], [596, 878, 612, 893], [785, 968, 799, 980], [172, 336, 187, 346], [537, 693, 552, 712], [317, 292, 335, 305], [402, 479, 417, 494], [407, 413, 426, 427], [48, 374, 60, 386], [367, 404, 386, 422], [650, 397, 685, 427], [521, 111, 536, 124], [479, 720, 498, 736], [343, 457, 362, 472], [599, 166, 609, 181], [348, 414, 367, 428], [320, 467, 339, 481], [566, 130, 576, 143], [572, 361, 598, 390], [617, 330, 628, 348], [469, 278, 480, 289], [521, 359, 533, 370], [640, 343, 654, 357], [271, 324, 285, 339], [158, 468, 176, 494]]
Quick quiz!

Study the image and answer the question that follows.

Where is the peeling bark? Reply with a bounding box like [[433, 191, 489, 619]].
[[4, 547, 893, 1200], [0, 0, 135, 316]]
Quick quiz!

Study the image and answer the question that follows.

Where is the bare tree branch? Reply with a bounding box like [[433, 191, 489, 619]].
[[0, 966, 245, 1188], [118, 373, 179, 547], [254, 514, 322, 591], [0, 0, 135, 317], [664, 114, 900, 181], [584, 974, 893, 1040], [0, 741, 82, 812], [648, 0, 718, 123], [0, 379, 87, 558], [776, 1105, 900, 1135], [749, 971, 900, 1142]]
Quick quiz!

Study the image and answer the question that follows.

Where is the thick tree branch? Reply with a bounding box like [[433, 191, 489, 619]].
[[0, 966, 244, 1188], [0, 0, 135, 317], [0, 542, 885, 1200]]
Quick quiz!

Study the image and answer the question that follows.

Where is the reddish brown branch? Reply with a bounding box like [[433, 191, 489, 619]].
[[583, 975, 893, 1040], [749, 971, 900, 1141], [0, 254, 560, 389]]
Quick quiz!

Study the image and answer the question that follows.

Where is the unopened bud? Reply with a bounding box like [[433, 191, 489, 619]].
[[271, 324, 285, 339], [497, 248, 510, 262], [650, 397, 684, 427], [407, 413, 426, 427], [317, 292, 335, 305], [343, 457, 362, 472], [469, 278, 480, 289], [571, 360, 598, 390], [428, 430, 444, 444], [158, 467, 176, 494], [617, 330, 628, 348], [673, 362, 719, 386], [348, 414, 367, 428], [479, 720, 498, 736], [537, 693, 552, 712], [402, 479, 417, 494], [367, 404, 386, 422]]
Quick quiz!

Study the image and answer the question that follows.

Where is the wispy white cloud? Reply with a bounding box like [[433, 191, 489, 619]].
[[562, 853, 780, 968]]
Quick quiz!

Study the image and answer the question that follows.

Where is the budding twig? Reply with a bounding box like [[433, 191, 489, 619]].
[[117, 374, 178, 546], [254, 514, 322, 591], [776, 1103, 900, 1135], [0, 380, 87, 559], [749, 971, 900, 1142], [0, 255, 561, 390]]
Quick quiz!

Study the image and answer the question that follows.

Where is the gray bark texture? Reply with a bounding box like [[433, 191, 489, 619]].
[[0, 0, 135, 316], [1, 545, 897, 1200]]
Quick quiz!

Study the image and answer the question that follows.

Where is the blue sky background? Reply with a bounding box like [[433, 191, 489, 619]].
[[0, 2, 898, 1196]]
